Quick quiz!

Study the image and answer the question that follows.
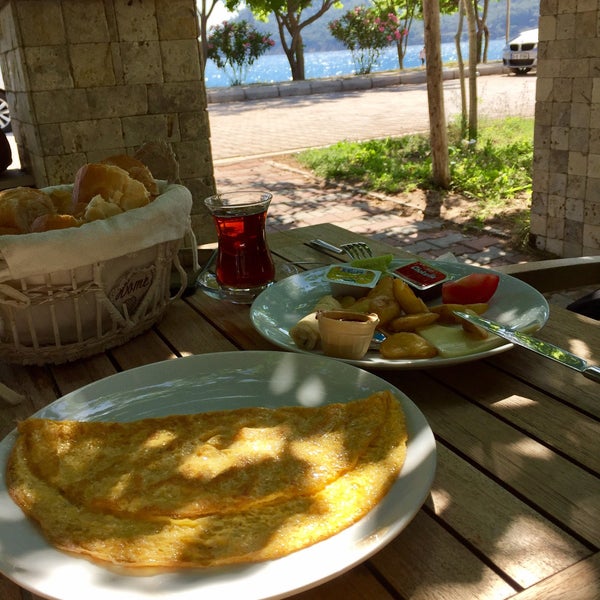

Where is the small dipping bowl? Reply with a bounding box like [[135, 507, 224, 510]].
[[318, 310, 380, 360]]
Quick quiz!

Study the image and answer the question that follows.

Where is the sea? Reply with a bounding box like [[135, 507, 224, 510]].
[[204, 39, 507, 88]]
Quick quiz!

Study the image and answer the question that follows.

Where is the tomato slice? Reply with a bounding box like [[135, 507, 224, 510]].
[[442, 273, 500, 304]]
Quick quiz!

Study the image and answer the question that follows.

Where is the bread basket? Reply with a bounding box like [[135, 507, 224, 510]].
[[0, 181, 193, 365]]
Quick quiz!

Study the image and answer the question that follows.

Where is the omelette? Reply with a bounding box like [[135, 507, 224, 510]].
[[6, 391, 407, 569]]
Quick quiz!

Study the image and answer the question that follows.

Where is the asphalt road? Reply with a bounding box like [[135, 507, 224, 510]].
[[208, 72, 537, 163]]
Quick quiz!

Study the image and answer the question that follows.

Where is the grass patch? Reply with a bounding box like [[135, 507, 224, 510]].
[[296, 116, 533, 235]]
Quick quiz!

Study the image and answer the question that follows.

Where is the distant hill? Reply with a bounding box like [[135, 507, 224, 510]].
[[231, 0, 540, 54]]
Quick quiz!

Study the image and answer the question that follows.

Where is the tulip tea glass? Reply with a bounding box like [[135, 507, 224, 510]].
[[203, 190, 276, 303]]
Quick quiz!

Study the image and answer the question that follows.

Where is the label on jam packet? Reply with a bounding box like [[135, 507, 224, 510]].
[[393, 261, 447, 290]]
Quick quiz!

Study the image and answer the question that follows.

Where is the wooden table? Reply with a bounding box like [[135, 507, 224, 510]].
[[1, 223, 599, 600]]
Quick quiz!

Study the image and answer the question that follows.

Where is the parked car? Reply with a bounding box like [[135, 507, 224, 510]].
[[0, 70, 11, 132], [503, 28, 538, 75]]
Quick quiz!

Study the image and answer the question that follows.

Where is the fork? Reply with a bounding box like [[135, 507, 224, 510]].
[[340, 241, 373, 260]]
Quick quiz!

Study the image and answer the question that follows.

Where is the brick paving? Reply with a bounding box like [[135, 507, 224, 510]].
[[213, 156, 540, 268], [210, 73, 542, 269]]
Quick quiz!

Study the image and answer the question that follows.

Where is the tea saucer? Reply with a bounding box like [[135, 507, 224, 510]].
[[196, 270, 269, 304]]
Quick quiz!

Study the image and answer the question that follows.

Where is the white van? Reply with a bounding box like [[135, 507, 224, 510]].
[[502, 28, 538, 75]]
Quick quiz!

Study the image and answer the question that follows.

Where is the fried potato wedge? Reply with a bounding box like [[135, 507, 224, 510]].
[[379, 332, 438, 359], [388, 312, 440, 332], [392, 279, 428, 314], [429, 302, 489, 324]]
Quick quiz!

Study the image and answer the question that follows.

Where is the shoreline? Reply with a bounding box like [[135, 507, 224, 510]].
[[206, 61, 505, 104]]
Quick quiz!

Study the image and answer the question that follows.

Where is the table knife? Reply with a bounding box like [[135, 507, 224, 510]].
[[453, 310, 600, 383]]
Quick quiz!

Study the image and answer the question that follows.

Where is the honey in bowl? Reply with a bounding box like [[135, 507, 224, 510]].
[[318, 311, 380, 360]]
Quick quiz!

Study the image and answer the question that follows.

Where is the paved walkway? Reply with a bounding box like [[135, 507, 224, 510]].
[[211, 71, 541, 268]]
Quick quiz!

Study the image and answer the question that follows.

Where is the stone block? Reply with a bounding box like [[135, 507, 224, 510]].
[[565, 196, 585, 221], [564, 218, 584, 243], [113, 0, 159, 41], [86, 85, 148, 119], [548, 194, 566, 217], [0, 6, 19, 53], [178, 111, 209, 140], [551, 101, 571, 126], [341, 77, 372, 92], [583, 223, 600, 249], [156, 0, 199, 40], [43, 151, 87, 185], [550, 125, 569, 150], [148, 82, 205, 113], [173, 138, 213, 179], [39, 123, 65, 155], [160, 40, 202, 82], [310, 79, 343, 93], [70, 44, 116, 88], [121, 113, 180, 146], [583, 198, 600, 225], [569, 127, 590, 153], [278, 81, 312, 97], [62, 0, 110, 43], [16, 0, 65, 46], [25, 46, 73, 91], [567, 150, 587, 176], [61, 118, 123, 152], [587, 153, 600, 177], [566, 174, 587, 200], [245, 86, 280, 101], [120, 41, 163, 84], [32, 89, 90, 123], [206, 87, 246, 103], [570, 102, 590, 127]]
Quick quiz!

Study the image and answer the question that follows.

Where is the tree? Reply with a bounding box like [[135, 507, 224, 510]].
[[329, 6, 403, 75], [375, 0, 421, 70], [206, 20, 276, 85], [229, 0, 341, 80], [422, 0, 449, 189]]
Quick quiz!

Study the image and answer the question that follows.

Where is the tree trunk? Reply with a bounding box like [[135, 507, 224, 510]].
[[422, 0, 449, 189], [464, 0, 478, 140], [454, 6, 467, 138]]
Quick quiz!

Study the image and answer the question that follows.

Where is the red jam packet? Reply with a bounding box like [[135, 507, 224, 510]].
[[393, 261, 448, 299]]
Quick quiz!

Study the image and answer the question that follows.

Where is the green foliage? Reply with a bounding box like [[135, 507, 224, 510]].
[[328, 6, 403, 74], [296, 117, 533, 229], [207, 20, 275, 85]]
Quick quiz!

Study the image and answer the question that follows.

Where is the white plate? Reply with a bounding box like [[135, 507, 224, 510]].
[[250, 260, 550, 369], [0, 351, 436, 600]]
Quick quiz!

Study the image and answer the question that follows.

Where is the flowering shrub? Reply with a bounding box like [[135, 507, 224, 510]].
[[207, 20, 275, 86], [329, 7, 403, 74]]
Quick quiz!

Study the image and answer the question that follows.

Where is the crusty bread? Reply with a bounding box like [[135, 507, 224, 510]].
[[0, 187, 56, 233], [72, 163, 150, 213], [30, 213, 81, 233], [101, 154, 159, 197]]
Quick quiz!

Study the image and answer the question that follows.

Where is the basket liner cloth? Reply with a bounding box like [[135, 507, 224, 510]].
[[0, 181, 192, 282]]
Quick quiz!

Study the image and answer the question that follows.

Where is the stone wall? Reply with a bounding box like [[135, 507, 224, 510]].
[[531, 0, 600, 256], [0, 0, 215, 238]]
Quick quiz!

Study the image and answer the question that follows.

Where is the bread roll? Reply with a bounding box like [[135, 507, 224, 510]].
[[72, 163, 150, 214], [101, 154, 159, 196], [0, 187, 56, 233], [30, 214, 80, 233], [83, 195, 124, 222]]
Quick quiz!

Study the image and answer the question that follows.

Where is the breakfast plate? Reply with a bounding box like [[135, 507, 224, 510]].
[[250, 260, 550, 369], [0, 351, 436, 600]]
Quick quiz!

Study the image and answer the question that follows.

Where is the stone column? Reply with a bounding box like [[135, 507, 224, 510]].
[[531, 0, 600, 256], [0, 0, 216, 241]]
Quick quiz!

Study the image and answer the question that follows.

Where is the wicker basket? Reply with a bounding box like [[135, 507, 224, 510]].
[[0, 182, 193, 365]]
